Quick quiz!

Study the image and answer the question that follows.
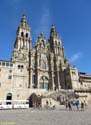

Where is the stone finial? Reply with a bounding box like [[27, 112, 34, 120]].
[[40, 32, 44, 37], [51, 24, 56, 29], [19, 14, 30, 29], [21, 14, 27, 23]]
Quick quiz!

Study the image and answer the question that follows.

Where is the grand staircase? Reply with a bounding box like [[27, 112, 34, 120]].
[[42, 89, 75, 107]]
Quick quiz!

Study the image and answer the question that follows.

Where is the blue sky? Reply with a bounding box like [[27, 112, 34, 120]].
[[0, 0, 91, 74]]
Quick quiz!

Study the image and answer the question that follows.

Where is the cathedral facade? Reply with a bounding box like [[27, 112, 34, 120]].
[[0, 15, 91, 101], [11, 15, 72, 91]]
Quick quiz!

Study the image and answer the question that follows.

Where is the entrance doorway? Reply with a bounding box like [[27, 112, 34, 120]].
[[6, 93, 12, 104], [29, 93, 41, 107]]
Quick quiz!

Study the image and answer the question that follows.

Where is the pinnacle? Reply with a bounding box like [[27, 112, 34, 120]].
[[21, 14, 27, 23], [51, 24, 56, 29], [50, 24, 57, 37], [19, 14, 30, 29], [40, 32, 44, 37]]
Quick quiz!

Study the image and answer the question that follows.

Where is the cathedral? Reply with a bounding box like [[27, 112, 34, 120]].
[[0, 15, 91, 103], [11, 15, 80, 90]]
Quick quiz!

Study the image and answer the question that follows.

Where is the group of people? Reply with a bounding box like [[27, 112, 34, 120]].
[[65, 100, 86, 111], [45, 100, 55, 110]]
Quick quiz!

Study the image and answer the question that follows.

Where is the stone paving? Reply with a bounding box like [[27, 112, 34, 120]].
[[0, 105, 91, 125]]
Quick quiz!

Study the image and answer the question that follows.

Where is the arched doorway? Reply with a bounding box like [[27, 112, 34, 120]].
[[6, 93, 12, 104], [39, 76, 49, 90], [29, 93, 41, 107]]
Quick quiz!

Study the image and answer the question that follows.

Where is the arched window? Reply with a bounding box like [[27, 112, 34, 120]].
[[18, 65, 24, 69], [41, 54, 46, 59], [55, 41, 57, 45], [21, 65, 24, 69], [40, 76, 48, 81], [41, 40, 44, 43], [41, 62, 46, 69], [26, 33, 28, 38], [32, 75, 35, 83], [39, 76, 49, 90], [18, 65, 20, 69], [21, 32, 24, 37], [32, 62, 35, 69]]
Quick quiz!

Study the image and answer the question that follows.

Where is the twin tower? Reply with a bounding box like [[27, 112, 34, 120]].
[[11, 15, 71, 91]]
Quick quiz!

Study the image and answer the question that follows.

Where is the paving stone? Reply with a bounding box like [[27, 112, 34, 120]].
[[0, 105, 91, 125]]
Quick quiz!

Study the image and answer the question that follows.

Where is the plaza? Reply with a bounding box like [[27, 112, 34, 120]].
[[0, 105, 91, 125], [0, 15, 91, 105]]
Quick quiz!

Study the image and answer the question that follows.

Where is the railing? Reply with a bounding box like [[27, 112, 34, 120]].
[[74, 89, 91, 93], [0, 100, 29, 110]]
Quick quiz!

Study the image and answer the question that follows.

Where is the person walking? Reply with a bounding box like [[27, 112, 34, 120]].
[[81, 101, 84, 111], [76, 100, 80, 110], [68, 101, 72, 111]]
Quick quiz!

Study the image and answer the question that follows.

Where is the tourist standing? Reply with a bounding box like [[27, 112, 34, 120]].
[[65, 100, 68, 110]]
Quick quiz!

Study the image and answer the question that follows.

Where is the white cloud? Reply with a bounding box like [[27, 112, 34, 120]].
[[70, 52, 82, 63], [35, 7, 51, 38]]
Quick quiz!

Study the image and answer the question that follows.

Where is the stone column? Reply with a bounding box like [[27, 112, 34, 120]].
[[57, 70, 61, 90], [37, 71, 39, 89], [20, 39, 22, 48], [30, 70, 32, 88], [37, 52, 40, 89], [52, 72, 55, 90], [21, 39, 23, 48], [50, 54, 55, 90], [27, 41, 29, 50], [29, 56, 32, 88]]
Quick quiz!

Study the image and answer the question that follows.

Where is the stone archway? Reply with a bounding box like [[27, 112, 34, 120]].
[[39, 76, 49, 90], [29, 93, 41, 107]]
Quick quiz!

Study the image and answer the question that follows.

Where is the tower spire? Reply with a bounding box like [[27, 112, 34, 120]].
[[50, 24, 57, 38], [19, 15, 30, 29], [49, 25, 63, 55]]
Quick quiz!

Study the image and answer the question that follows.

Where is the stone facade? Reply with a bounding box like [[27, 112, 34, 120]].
[[79, 72, 91, 90], [0, 15, 91, 101], [11, 15, 69, 92]]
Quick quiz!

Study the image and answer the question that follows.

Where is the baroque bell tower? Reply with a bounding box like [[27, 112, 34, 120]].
[[49, 25, 62, 55], [11, 15, 31, 62], [48, 25, 69, 90]]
